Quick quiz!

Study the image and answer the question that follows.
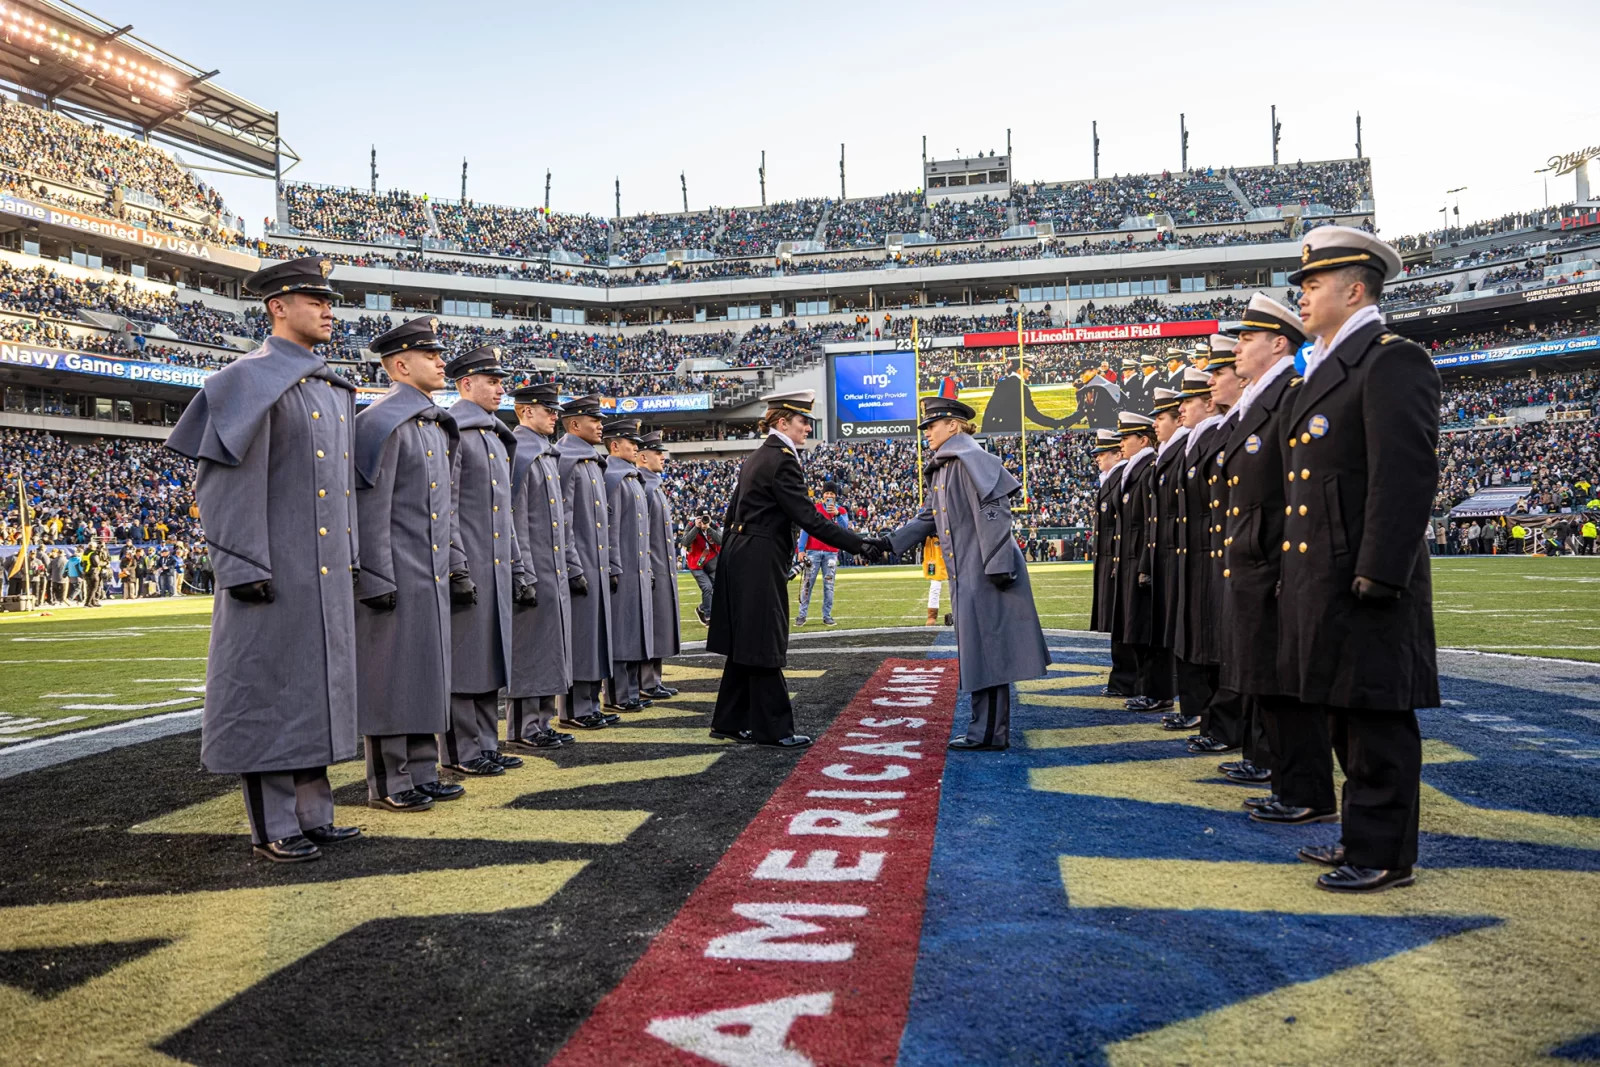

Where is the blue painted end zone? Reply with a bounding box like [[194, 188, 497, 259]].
[[897, 635, 1600, 1066]]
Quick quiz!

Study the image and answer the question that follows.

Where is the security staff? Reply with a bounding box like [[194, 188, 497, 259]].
[[1089, 429, 1136, 697], [707, 390, 884, 748], [353, 316, 463, 811], [638, 430, 681, 700], [887, 396, 1049, 750], [1278, 226, 1439, 894], [164, 256, 360, 863], [443, 347, 525, 776], [1113, 411, 1170, 713], [602, 416, 654, 713], [505, 383, 576, 749], [1216, 295, 1307, 804], [555, 395, 619, 731]]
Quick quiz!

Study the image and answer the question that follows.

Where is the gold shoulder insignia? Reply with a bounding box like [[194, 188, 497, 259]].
[[1378, 332, 1403, 344], [1289, 376, 1304, 386]]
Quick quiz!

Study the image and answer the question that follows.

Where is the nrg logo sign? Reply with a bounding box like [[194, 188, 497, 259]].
[[861, 363, 900, 389]]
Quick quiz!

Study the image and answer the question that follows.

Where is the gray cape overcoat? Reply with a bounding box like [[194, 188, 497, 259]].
[[447, 399, 519, 694], [605, 459, 655, 663], [640, 468, 682, 659], [165, 336, 359, 773], [509, 426, 575, 698], [352, 384, 460, 735], [888, 432, 1050, 693], [556, 433, 614, 682]]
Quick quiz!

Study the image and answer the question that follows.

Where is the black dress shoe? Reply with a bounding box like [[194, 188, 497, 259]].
[[1317, 864, 1415, 893], [1249, 801, 1338, 825], [948, 737, 1009, 751], [416, 780, 466, 801], [709, 729, 754, 743], [606, 700, 649, 713], [1298, 844, 1347, 867], [445, 756, 505, 777], [600, 710, 622, 725], [560, 714, 609, 731], [1224, 763, 1273, 784], [485, 750, 524, 769], [547, 729, 575, 744], [1124, 696, 1174, 712], [1242, 793, 1279, 811], [765, 734, 813, 748], [1101, 686, 1134, 698], [1187, 735, 1239, 754], [369, 789, 435, 812], [302, 824, 361, 845], [510, 731, 566, 749], [1218, 759, 1248, 773], [1161, 715, 1202, 731], [253, 834, 321, 863], [642, 686, 678, 699]]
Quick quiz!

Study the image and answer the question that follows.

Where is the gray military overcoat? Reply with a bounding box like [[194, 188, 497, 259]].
[[509, 426, 575, 698], [556, 433, 613, 682], [888, 432, 1050, 693], [447, 399, 519, 694], [605, 460, 655, 663], [352, 384, 459, 735], [640, 468, 681, 659], [165, 337, 359, 774]]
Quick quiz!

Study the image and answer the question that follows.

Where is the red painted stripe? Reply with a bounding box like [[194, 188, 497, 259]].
[[551, 658, 960, 1067]]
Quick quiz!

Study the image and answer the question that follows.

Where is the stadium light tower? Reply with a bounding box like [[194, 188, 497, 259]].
[[1180, 113, 1188, 172], [759, 150, 766, 207], [369, 145, 377, 193], [840, 143, 846, 200], [1271, 105, 1281, 166], [1092, 121, 1100, 179], [615, 177, 621, 219], [545, 169, 551, 212], [461, 158, 467, 203], [1355, 112, 1363, 159], [681, 172, 688, 213]]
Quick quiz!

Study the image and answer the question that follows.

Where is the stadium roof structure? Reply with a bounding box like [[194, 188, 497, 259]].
[[0, 0, 294, 178]]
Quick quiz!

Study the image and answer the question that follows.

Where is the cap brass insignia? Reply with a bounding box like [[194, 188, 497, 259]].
[[1301, 244, 1312, 264], [318, 259, 333, 277], [429, 317, 440, 332], [492, 346, 501, 358]]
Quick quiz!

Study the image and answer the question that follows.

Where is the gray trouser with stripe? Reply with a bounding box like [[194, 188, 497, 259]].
[[641, 658, 663, 691], [606, 661, 643, 706], [240, 768, 333, 845], [566, 680, 603, 720], [966, 684, 1011, 747], [443, 691, 500, 765], [365, 734, 439, 800], [508, 695, 558, 740]]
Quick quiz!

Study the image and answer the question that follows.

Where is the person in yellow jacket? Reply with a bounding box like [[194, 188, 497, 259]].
[[1582, 518, 1597, 555], [923, 535, 948, 625], [1510, 522, 1527, 555]]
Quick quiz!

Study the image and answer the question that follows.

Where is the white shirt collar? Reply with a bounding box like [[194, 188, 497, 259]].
[[1233, 356, 1295, 420], [1100, 458, 1128, 486], [767, 427, 802, 463], [1185, 413, 1223, 454], [1119, 446, 1153, 485], [1157, 425, 1190, 459], [1303, 304, 1384, 382]]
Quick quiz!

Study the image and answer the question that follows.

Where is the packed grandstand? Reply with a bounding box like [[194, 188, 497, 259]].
[[3, 76, 1599, 577]]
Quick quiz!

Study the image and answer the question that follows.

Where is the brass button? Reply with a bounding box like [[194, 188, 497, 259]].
[[432, 512, 438, 520], [1285, 505, 1292, 515], [1282, 540, 1291, 552], [1299, 505, 1308, 516], [1288, 472, 1296, 481], [1288, 438, 1297, 448], [300, 377, 307, 384], [316, 449, 325, 458], [1298, 542, 1308, 553], [346, 489, 351, 496], [312, 411, 320, 419], [1224, 537, 1233, 546], [1231, 506, 1239, 516], [495, 558, 501, 565], [431, 482, 438, 489], [320, 566, 328, 575], [1230, 476, 1239, 486], [318, 489, 327, 498], [427, 450, 433, 457], [318, 527, 327, 536], [1301, 432, 1311, 444], [432, 544, 439, 552], [1301, 468, 1310, 479], [1223, 568, 1231, 578], [435, 575, 441, 583], [339, 415, 345, 422], [1211, 499, 1220, 507], [494, 532, 500, 539]]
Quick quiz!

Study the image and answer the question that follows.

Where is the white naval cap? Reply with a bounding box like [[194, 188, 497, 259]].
[[1230, 292, 1307, 345], [1289, 225, 1403, 285], [761, 388, 817, 415]]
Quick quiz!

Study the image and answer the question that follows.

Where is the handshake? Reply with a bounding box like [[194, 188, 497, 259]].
[[857, 535, 892, 563]]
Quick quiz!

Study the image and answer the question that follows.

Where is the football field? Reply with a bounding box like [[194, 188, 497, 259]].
[[0, 557, 1597, 1065]]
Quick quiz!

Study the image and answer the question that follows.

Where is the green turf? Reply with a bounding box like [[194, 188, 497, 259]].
[[1, 557, 1595, 745]]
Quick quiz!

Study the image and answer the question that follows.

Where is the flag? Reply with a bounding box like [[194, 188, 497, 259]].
[[7, 475, 27, 579]]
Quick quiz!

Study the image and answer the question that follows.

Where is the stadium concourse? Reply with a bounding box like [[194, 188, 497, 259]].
[[1, 42, 1599, 1063]]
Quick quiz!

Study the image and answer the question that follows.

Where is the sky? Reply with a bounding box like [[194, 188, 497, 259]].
[[106, 0, 1597, 241]]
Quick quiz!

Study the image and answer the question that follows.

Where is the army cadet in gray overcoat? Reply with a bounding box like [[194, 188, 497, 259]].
[[505, 383, 576, 749], [1276, 227, 1440, 894], [887, 396, 1049, 750], [164, 257, 361, 864], [443, 347, 525, 776], [353, 317, 464, 812], [637, 430, 681, 700], [555, 395, 618, 731], [601, 417, 655, 712]]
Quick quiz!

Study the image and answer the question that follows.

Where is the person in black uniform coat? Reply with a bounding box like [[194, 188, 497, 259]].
[[1089, 430, 1137, 697], [1217, 295, 1309, 804], [1145, 388, 1187, 714], [979, 358, 1064, 435], [1113, 411, 1173, 712], [1276, 226, 1440, 894], [707, 391, 885, 747]]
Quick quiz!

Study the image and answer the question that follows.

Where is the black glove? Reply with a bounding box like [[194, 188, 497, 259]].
[[570, 574, 589, 597], [513, 577, 537, 608], [227, 579, 274, 604], [651, 576, 657, 590], [449, 572, 477, 609], [989, 571, 1017, 591], [361, 591, 397, 612], [609, 574, 620, 594], [1351, 575, 1402, 601], [351, 566, 361, 588]]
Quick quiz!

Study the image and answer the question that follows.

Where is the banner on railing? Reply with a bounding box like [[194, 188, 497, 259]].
[[0, 194, 262, 271], [1430, 334, 1600, 369], [0, 341, 215, 388], [962, 320, 1219, 348]]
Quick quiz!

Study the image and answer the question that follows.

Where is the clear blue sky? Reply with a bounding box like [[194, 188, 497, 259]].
[[120, 0, 1596, 239]]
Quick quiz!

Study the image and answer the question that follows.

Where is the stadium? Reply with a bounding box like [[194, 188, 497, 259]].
[[1, 0, 1598, 1063]]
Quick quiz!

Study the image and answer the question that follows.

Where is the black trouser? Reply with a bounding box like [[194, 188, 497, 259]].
[[1133, 644, 1176, 700], [1323, 706, 1420, 869], [1273, 703, 1350, 812], [1242, 694, 1275, 772], [1174, 657, 1214, 724], [1108, 641, 1138, 695], [712, 660, 793, 743]]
